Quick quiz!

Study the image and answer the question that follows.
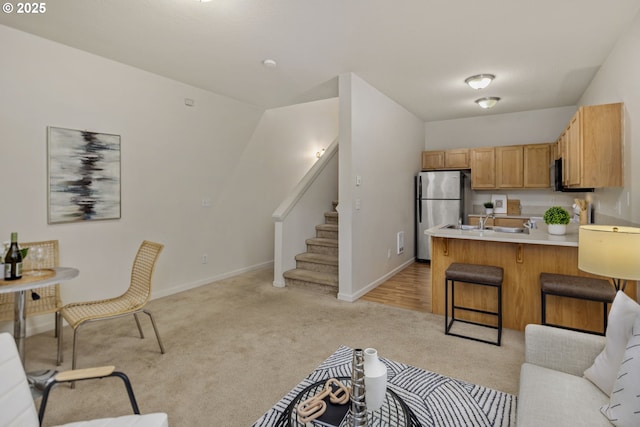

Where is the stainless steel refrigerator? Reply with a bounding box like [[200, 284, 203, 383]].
[[415, 171, 467, 261]]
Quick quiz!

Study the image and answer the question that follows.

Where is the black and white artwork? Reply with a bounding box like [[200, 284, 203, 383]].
[[48, 126, 121, 224]]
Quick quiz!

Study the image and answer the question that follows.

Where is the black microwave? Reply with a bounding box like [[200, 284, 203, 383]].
[[550, 159, 594, 192]]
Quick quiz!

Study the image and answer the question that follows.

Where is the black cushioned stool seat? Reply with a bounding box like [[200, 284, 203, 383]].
[[445, 263, 503, 346], [540, 272, 616, 336]]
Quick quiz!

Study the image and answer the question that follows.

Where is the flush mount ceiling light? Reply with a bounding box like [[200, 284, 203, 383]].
[[475, 97, 501, 109], [262, 59, 277, 68], [465, 74, 495, 90]]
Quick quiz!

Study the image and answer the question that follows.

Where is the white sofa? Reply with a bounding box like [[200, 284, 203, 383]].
[[517, 324, 611, 427]]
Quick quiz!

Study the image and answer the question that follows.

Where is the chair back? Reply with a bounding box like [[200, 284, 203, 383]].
[[0, 333, 39, 426], [0, 240, 61, 321], [122, 241, 164, 308]]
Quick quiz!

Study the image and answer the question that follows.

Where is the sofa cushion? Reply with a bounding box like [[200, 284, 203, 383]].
[[584, 291, 640, 395], [600, 313, 640, 427], [518, 363, 611, 427]]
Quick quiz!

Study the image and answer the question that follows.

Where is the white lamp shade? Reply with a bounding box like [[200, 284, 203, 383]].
[[578, 225, 640, 280]]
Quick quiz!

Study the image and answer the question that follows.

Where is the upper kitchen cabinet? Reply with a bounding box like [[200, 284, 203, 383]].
[[496, 145, 524, 188], [562, 103, 623, 188], [523, 143, 551, 188], [421, 151, 444, 169], [421, 148, 469, 170], [470, 147, 496, 189], [471, 143, 550, 189]]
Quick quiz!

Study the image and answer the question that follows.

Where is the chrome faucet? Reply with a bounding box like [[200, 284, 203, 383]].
[[478, 213, 494, 230]]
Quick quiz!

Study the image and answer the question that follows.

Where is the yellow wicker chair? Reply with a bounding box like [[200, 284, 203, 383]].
[[59, 240, 165, 370], [0, 240, 63, 363]]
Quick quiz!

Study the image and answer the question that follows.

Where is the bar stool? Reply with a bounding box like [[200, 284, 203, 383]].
[[445, 262, 503, 346], [540, 272, 616, 335]]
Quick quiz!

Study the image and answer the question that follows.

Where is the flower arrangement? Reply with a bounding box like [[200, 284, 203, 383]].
[[483, 202, 494, 209], [543, 206, 571, 225]]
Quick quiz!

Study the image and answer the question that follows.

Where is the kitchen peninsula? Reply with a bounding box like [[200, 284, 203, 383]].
[[425, 223, 637, 332]]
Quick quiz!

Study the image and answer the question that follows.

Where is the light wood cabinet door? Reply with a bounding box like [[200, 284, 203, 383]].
[[470, 147, 496, 189], [421, 151, 444, 170], [494, 218, 527, 227], [580, 103, 623, 188], [565, 112, 581, 186], [523, 143, 550, 188], [561, 103, 622, 188], [496, 145, 523, 188], [444, 149, 469, 168]]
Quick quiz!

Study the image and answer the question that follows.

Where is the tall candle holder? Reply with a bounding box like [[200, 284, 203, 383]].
[[348, 348, 368, 426]]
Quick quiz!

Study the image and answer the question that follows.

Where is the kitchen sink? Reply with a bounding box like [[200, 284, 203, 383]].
[[491, 226, 529, 234], [441, 224, 480, 230]]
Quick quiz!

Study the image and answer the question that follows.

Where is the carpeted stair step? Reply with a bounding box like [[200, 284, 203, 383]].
[[316, 223, 338, 239], [283, 268, 338, 295], [295, 252, 338, 274], [306, 237, 338, 256], [324, 211, 338, 225]]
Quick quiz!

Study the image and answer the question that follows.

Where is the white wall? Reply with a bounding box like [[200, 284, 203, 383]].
[[0, 25, 339, 335], [338, 73, 425, 301], [425, 106, 577, 150], [578, 12, 640, 225]]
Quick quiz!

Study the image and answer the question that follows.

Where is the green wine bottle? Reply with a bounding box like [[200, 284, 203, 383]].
[[4, 232, 23, 280]]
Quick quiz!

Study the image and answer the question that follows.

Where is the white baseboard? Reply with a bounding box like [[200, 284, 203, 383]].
[[152, 260, 274, 299], [0, 260, 275, 337]]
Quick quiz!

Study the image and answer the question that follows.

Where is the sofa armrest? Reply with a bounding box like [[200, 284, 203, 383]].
[[525, 324, 605, 376]]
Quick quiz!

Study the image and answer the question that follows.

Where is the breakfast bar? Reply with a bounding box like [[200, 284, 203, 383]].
[[425, 223, 637, 332]]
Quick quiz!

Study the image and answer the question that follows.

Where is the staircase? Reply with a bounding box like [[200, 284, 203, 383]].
[[283, 202, 338, 294]]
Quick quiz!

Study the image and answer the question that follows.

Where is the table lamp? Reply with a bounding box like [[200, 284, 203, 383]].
[[578, 225, 640, 291]]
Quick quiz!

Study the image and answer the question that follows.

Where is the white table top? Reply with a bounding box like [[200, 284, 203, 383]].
[[0, 267, 79, 294]]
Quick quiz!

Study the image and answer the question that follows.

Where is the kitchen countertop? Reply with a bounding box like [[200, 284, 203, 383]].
[[425, 222, 579, 247]]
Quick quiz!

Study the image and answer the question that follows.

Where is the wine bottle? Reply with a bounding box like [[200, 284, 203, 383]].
[[4, 232, 23, 280]]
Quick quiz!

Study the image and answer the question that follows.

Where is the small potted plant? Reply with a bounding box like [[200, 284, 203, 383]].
[[543, 206, 571, 235], [483, 202, 494, 215]]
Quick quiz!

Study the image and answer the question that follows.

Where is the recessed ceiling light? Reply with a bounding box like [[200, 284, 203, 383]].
[[475, 97, 501, 109], [196, 0, 213, 2], [262, 59, 277, 68], [465, 74, 495, 90]]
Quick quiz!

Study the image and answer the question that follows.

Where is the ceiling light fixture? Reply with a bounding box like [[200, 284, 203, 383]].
[[262, 59, 277, 68], [465, 74, 495, 90], [475, 97, 501, 109]]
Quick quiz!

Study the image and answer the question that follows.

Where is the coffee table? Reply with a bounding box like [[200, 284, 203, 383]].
[[252, 345, 517, 427]]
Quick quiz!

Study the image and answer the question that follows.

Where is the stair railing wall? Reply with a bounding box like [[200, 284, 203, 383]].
[[272, 138, 339, 287]]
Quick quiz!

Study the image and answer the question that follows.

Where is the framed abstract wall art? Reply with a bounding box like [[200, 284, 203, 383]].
[[47, 126, 121, 224]]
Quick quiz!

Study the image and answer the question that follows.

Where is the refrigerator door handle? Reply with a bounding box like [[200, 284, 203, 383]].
[[418, 176, 422, 222]]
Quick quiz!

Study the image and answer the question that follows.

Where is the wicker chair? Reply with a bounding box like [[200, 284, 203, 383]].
[[59, 240, 165, 370], [0, 240, 63, 363]]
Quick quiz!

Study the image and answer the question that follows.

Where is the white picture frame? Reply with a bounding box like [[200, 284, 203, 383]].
[[491, 194, 507, 214]]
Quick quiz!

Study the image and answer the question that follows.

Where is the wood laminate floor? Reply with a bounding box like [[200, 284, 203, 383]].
[[361, 262, 431, 312]]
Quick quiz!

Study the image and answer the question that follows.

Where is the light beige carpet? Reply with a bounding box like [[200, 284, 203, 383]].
[[22, 267, 524, 426]]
